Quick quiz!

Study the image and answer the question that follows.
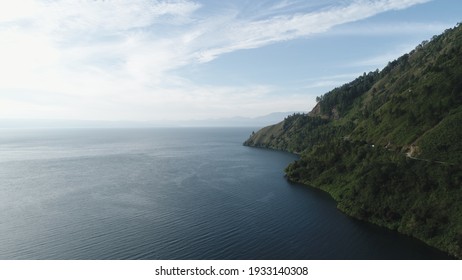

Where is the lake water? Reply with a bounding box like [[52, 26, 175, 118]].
[[0, 128, 451, 259]]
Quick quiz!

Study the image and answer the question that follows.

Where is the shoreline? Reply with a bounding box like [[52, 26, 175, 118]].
[[245, 141, 456, 259], [284, 175, 455, 260]]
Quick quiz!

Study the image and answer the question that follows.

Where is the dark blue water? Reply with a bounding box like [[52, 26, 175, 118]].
[[0, 128, 451, 259]]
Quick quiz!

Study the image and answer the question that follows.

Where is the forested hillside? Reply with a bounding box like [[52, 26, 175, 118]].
[[244, 23, 462, 258]]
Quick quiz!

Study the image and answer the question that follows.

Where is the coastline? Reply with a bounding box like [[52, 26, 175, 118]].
[[284, 174, 455, 260], [244, 141, 456, 259]]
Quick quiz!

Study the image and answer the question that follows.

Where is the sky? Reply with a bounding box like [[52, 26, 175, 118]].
[[0, 0, 461, 122]]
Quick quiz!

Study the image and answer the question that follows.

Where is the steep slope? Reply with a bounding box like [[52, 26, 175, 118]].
[[244, 23, 462, 258]]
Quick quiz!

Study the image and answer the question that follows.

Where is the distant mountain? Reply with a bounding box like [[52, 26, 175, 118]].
[[179, 112, 305, 127], [245, 23, 462, 258], [0, 112, 303, 129]]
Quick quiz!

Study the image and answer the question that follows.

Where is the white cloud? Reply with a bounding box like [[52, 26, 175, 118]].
[[0, 0, 201, 30], [0, 1, 41, 22], [0, 0, 432, 121], [195, 0, 432, 62]]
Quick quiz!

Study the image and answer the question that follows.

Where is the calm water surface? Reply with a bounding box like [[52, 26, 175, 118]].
[[0, 128, 451, 259]]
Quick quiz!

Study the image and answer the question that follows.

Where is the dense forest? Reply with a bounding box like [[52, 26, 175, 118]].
[[244, 23, 462, 258]]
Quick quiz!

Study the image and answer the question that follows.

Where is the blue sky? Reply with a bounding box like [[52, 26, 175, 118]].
[[0, 0, 460, 122]]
